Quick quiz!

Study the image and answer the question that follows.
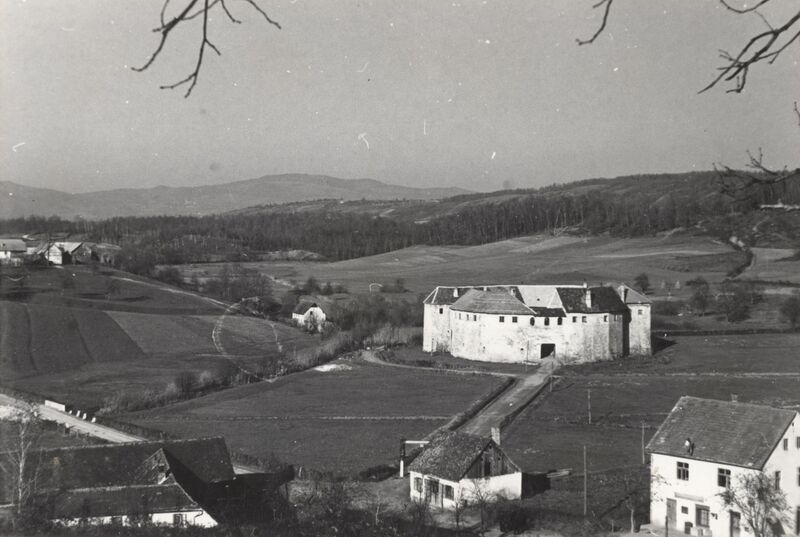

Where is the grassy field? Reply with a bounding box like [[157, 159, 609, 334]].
[[123, 360, 505, 474], [502, 334, 800, 475], [0, 265, 318, 410]]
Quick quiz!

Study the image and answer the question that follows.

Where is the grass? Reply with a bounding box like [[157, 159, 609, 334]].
[[123, 360, 505, 474], [501, 334, 800, 475]]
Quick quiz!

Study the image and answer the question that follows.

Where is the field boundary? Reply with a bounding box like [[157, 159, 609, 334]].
[[656, 327, 797, 337]]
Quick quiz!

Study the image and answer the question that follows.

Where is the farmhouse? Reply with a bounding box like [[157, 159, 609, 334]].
[[0, 437, 292, 527], [408, 431, 522, 509], [0, 238, 27, 264], [45, 241, 84, 265], [423, 283, 650, 363], [648, 396, 800, 537], [292, 301, 327, 332]]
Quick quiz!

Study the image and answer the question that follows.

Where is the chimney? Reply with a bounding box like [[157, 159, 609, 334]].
[[491, 426, 501, 446], [453, 288, 459, 298], [618, 284, 628, 302], [584, 288, 592, 308]]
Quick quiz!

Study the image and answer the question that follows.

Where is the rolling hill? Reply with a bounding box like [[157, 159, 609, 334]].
[[0, 175, 470, 219]]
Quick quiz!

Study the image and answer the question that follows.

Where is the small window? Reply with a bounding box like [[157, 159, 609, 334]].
[[638, 309, 643, 315], [414, 477, 422, 493], [572, 316, 577, 323], [443, 485, 454, 500], [530, 317, 535, 326], [511, 316, 518, 323], [784, 438, 789, 450], [111, 517, 123, 526], [544, 318, 550, 326], [173, 513, 186, 527], [603, 315, 608, 322], [796, 467, 799, 486], [499, 316, 505, 323], [439, 308, 444, 314], [458, 313, 461, 320], [473, 314, 477, 321], [681, 506, 689, 514], [696, 506, 710, 528], [427, 480, 439, 496], [677, 461, 689, 481], [775, 471, 781, 488], [796, 436, 800, 448], [582, 316, 587, 323], [718, 468, 731, 488], [557, 317, 563, 325]]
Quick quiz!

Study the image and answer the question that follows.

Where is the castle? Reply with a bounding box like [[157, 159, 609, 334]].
[[422, 283, 650, 363]]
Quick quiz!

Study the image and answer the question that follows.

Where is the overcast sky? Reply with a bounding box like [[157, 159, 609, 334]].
[[1, 0, 798, 193]]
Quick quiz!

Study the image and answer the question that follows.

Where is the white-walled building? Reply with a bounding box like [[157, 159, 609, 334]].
[[46, 241, 83, 265], [408, 431, 522, 509], [648, 396, 800, 537], [423, 283, 650, 363], [0, 238, 27, 263], [292, 301, 327, 332]]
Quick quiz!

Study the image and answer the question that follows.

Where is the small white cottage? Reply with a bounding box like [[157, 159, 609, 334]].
[[292, 301, 327, 332], [408, 431, 522, 509]]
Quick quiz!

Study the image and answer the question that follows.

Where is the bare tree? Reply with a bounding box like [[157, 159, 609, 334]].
[[133, 0, 281, 97], [719, 472, 789, 537], [468, 479, 497, 534], [0, 404, 44, 529]]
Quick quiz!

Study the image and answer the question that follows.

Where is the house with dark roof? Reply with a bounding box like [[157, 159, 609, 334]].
[[407, 431, 522, 509], [291, 300, 327, 332], [423, 283, 650, 363], [647, 396, 800, 537], [0, 238, 27, 265], [0, 437, 293, 528]]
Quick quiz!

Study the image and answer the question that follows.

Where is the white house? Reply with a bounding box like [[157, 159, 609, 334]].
[[46, 241, 84, 265], [292, 301, 327, 332], [0, 238, 27, 263], [422, 283, 650, 364], [648, 396, 800, 537], [408, 431, 522, 509]]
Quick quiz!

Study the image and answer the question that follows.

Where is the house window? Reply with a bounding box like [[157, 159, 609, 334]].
[[530, 317, 535, 326], [638, 309, 643, 315], [681, 506, 689, 515], [473, 315, 477, 321], [512, 316, 518, 323], [696, 506, 710, 528], [414, 477, 423, 493], [677, 461, 689, 481], [572, 316, 577, 323], [603, 315, 608, 322], [439, 308, 444, 314], [774, 470, 781, 488], [557, 317, 563, 325], [173, 513, 186, 527], [796, 436, 800, 448], [718, 468, 731, 488], [544, 318, 550, 326], [458, 313, 462, 320], [443, 485, 454, 500], [784, 438, 789, 450], [582, 316, 587, 323], [110, 516, 123, 525], [499, 316, 505, 323], [427, 480, 439, 496]]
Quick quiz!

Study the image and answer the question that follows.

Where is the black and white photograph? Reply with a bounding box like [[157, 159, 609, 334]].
[[1, 1, 799, 535]]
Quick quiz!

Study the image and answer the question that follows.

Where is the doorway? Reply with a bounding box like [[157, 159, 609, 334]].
[[540, 344, 556, 359]]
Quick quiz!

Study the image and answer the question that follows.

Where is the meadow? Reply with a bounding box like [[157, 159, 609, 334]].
[[123, 360, 505, 474]]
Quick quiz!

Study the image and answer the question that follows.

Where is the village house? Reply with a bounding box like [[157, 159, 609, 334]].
[[0, 238, 27, 265], [45, 241, 84, 266], [407, 431, 522, 509], [292, 301, 327, 332], [0, 437, 292, 527], [423, 283, 650, 363], [647, 396, 800, 537]]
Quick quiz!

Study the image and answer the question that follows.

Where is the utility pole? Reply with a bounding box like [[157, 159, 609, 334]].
[[583, 445, 588, 517], [587, 389, 592, 424]]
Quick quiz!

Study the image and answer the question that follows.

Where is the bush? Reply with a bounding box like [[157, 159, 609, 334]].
[[780, 294, 800, 329]]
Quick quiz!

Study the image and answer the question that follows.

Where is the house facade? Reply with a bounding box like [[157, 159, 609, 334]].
[[423, 283, 650, 363], [408, 431, 522, 509], [45, 242, 83, 265], [292, 301, 327, 332], [0, 238, 27, 263], [648, 397, 800, 537]]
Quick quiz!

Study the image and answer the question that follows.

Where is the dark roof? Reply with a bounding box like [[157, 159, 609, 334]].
[[293, 301, 321, 314], [530, 307, 566, 317], [424, 287, 478, 306], [646, 396, 798, 469], [556, 287, 627, 314], [32, 437, 234, 490], [48, 484, 200, 519], [619, 285, 650, 304], [408, 432, 492, 481], [0, 239, 26, 252], [451, 289, 532, 315]]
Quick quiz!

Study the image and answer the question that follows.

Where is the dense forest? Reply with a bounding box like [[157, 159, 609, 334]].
[[1, 173, 796, 275]]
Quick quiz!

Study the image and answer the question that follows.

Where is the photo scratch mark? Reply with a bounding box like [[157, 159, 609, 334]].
[[358, 132, 370, 150], [491, 151, 496, 160], [357, 62, 369, 73], [423, 119, 427, 136], [12, 142, 26, 152]]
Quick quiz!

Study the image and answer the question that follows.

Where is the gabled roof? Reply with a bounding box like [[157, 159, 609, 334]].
[[618, 284, 650, 304], [409, 432, 494, 481], [529, 307, 566, 317], [48, 483, 200, 519], [32, 437, 234, 491], [293, 300, 322, 314], [556, 287, 627, 314], [0, 239, 26, 252], [646, 396, 798, 469], [450, 288, 533, 315], [424, 287, 478, 306]]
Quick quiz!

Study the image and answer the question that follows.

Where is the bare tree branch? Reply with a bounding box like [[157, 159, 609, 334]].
[[133, 0, 280, 97], [715, 147, 800, 199], [719, 0, 772, 15], [576, 0, 614, 46]]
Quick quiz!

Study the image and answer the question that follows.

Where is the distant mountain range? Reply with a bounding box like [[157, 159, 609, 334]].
[[0, 175, 471, 219]]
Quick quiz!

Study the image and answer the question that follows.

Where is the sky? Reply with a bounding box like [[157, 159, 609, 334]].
[[1, 0, 798, 194]]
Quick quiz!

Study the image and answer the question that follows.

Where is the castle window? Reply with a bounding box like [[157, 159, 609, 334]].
[[458, 313, 461, 320], [572, 316, 577, 323], [603, 315, 608, 322], [638, 309, 643, 315], [582, 316, 587, 323], [439, 308, 444, 314], [544, 318, 550, 326], [530, 318, 535, 326], [717, 468, 731, 488], [499, 316, 505, 323], [784, 438, 788, 450], [473, 315, 477, 321], [677, 461, 689, 481], [512, 316, 518, 323], [557, 317, 563, 325]]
